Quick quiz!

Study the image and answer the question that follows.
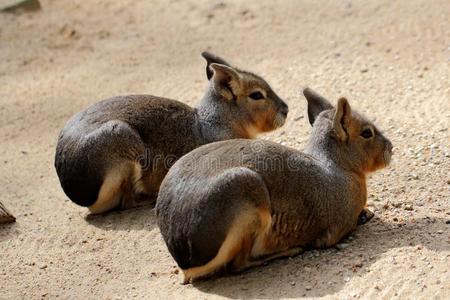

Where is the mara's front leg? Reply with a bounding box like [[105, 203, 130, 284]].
[[230, 211, 304, 273], [121, 158, 170, 209]]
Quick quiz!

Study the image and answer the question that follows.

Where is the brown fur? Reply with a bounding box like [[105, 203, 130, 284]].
[[156, 88, 393, 282]]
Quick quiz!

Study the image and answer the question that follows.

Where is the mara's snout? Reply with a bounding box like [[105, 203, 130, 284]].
[[273, 103, 289, 128], [383, 139, 394, 166]]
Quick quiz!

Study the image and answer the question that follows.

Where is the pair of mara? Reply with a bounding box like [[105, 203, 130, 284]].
[[55, 52, 392, 283]]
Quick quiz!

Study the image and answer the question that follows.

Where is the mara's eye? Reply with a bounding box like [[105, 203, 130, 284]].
[[361, 128, 374, 139], [249, 91, 264, 100]]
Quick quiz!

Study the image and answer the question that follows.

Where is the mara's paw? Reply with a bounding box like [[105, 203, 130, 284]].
[[357, 208, 375, 225]]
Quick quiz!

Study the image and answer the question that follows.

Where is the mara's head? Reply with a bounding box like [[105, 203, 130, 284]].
[[201, 51, 289, 137], [303, 88, 393, 174]]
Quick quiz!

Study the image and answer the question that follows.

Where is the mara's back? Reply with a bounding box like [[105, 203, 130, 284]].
[[160, 138, 355, 216], [58, 95, 201, 155]]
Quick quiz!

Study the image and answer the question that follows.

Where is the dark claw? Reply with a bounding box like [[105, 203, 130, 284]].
[[358, 208, 374, 225]]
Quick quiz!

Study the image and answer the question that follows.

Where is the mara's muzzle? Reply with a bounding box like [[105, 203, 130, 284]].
[[383, 141, 393, 166], [273, 105, 288, 129]]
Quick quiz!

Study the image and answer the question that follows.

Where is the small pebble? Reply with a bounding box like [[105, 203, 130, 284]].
[[336, 243, 350, 250], [404, 204, 414, 211]]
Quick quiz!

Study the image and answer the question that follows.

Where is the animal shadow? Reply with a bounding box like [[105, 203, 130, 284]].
[[0, 221, 18, 241], [193, 216, 450, 298], [85, 203, 157, 232]]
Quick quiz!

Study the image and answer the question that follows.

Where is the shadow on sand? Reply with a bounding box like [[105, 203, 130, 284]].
[[84, 203, 158, 232], [81, 204, 449, 298], [0, 221, 19, 241], [190, 216, 449, 298]]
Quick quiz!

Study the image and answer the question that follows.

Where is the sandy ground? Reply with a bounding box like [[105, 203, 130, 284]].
[[0, 0, 449, 299]]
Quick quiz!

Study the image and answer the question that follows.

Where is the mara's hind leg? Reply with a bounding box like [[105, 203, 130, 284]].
[[181, 206, 263, 284], [88, 162, 142, 214], [88, 165, 124, 214], [181, 168, 274, 284], [183, 205, 302, 279], [232, 247, 304, 274], [85, 120, 146, 214]]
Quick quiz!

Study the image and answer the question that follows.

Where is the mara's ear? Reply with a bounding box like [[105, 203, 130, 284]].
[[333, 97, 352, 142], [210, 63, 241, 101], [303, 88, 333, 126], [201, 51, 230, 80]]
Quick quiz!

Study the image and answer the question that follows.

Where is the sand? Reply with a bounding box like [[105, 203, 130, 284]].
[[0, 0, 449, 299]]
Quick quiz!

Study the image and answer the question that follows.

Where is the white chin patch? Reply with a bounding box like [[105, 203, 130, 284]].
[[383, 149, 392, 166], [273, 112, 286, 128]]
